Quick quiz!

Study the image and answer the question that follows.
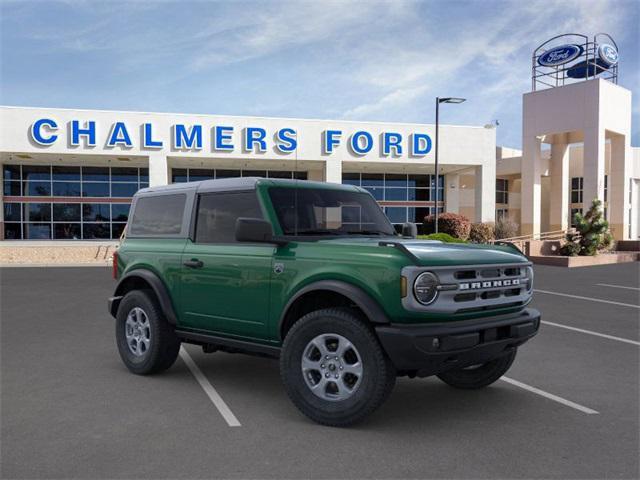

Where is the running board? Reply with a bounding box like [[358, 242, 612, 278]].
[[176, 329, 281, 358]]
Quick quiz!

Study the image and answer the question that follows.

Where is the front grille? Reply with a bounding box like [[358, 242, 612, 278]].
[[402, 262, 533, 314]]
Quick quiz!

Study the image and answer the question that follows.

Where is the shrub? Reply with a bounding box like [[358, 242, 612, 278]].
[[417, 233, 467, 243], [494, 217, 519, 239], [559, 199, 613, 256], [469, 222, 495, 244], [423, 213, 471, 240]]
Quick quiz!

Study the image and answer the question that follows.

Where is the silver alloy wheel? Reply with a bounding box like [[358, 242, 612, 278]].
[[301, 333, 363, 401], [125, 307, 151, 357]]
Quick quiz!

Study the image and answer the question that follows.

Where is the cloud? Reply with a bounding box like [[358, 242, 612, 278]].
[[1, 0, 637, 147]]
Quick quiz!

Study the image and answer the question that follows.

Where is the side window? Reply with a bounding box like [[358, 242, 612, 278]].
[[195, 191, 263, 243], [129, 193, 186, 236]]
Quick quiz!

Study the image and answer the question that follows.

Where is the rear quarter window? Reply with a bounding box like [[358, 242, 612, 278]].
[[129, 193, 186, 236]]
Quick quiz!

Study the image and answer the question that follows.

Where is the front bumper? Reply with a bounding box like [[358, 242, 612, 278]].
[[375, 308, 540, 377]]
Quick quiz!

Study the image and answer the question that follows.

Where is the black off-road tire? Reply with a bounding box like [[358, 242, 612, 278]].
[[116, 289, 180, 375], [280, 308, 396, 427], [436, 348, 517, 389]]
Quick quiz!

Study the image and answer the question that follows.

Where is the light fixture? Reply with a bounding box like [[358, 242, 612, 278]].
[[438, 97, 466, 104]]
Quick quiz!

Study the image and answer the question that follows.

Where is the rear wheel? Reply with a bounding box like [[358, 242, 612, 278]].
[[115, 290, 180, 375], [280, 308, 395, 427], [436, 348, 517, 389]]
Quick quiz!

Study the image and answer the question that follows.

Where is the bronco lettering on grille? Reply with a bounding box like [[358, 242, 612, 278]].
[[459, 279, 520, 290]]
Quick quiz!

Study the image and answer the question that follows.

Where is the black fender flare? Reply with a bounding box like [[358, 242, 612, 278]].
[[279, 280, 390, 336], [110, 270, 178, 325]]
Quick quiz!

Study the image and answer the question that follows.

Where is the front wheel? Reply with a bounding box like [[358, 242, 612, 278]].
[[280, 308, 396, 427], [436, 348, 517, 389]]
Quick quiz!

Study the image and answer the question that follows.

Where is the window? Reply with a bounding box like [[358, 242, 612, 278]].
[[188, 169, 215, 181], [83, 203, 110, 222], [496, 208, 508, 221], [342, 173, 444, 203], [268, 187, 394, 236], [384, 207, 407, 224], [130, 194, 186, 236], [604, 175, 608, 202], [195, 192, 263, 243], [570, 208, 582, 228], [53, 204, 81, 222], [571, 177, 583, 203], [2, 164, 145, 240], [111, 204, 131, 222], [496, 179, 509, 204]]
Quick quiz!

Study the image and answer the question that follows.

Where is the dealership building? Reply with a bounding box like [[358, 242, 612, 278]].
[[0, 34, 638, 242]]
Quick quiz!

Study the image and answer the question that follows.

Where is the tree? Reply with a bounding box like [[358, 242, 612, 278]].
[[560, 199, 613, 256]]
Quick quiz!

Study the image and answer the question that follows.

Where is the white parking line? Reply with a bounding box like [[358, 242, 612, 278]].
[[534, 289, 640, 309], [179, 347, 241, 427], [501, 376, 599, 415], [542, 320, 640, 346], [596, 283, 640, 291]]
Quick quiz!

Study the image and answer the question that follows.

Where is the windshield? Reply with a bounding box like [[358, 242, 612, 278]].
[[268, 187, 396, 236]]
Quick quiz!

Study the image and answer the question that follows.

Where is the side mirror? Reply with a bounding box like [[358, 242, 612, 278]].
[[401, 222, 417, 238], [236, 218, 285, 245]]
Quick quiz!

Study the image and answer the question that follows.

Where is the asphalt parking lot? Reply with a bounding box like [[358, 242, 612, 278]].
[[1, 263, 639, 479]]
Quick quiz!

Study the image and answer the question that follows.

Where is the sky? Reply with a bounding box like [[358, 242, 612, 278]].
[[1, 0, 638, 148]]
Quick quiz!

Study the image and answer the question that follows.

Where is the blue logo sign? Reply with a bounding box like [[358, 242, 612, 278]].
[[538, 44, 583, 67], [598, 44, 618, 67]]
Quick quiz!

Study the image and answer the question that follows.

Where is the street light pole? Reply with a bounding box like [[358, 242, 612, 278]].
[[433, 96, 466, 234], [435, 97, 440, 233]]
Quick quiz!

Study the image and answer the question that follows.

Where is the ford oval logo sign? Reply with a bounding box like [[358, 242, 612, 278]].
[[538, 44, 583, 67], [598, 44, 618, 67]]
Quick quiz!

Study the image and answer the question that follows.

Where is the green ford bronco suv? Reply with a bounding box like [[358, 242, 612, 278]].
[[109, 177, 540, 426]]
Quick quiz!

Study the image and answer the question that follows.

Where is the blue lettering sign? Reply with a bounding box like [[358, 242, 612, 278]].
[[173, 124, 203, 150], [143, 123, 163, 148], [244, 127, 267, 152], [30, 118, 58, 145], [107, 122, 133, 147], [323, 130, 342, 154], [71, 120, 96, 147], [382, 132, 403, 156], [214, 126, 234, 150], [275, 128, 297, 153], [350, 131, 373, 155], [411, 133, 432, 156]]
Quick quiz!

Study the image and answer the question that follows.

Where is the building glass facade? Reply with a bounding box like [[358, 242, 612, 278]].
[[342, 173, 444, 227], [3, 164, 147, 240]]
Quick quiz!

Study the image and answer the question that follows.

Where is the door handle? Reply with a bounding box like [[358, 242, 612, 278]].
[[183, 259, 204, 269]]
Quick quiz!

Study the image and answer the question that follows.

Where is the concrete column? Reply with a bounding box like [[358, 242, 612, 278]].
[[445, 173, 459, 214], [521, 135, 542, 236], [609, 134, 631, 240], [324, 159, 342, 184], [474, 163, 495, 223], [148, 153, 169, 187], [549, 138, 570, 232], [582, 126, 606, 211]]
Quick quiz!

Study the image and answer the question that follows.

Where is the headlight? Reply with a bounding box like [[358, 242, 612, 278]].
[[414, 272, 439, 305], [525, 266, 534, 292]]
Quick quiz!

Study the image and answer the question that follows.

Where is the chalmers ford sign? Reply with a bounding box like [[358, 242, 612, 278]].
[[29, 118, 434, 157]]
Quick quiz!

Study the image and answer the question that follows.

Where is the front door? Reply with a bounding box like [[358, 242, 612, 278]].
[[179, 190, 274, 339]]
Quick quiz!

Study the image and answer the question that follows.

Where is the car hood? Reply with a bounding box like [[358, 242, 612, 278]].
[[317, 237, 528, 266]]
